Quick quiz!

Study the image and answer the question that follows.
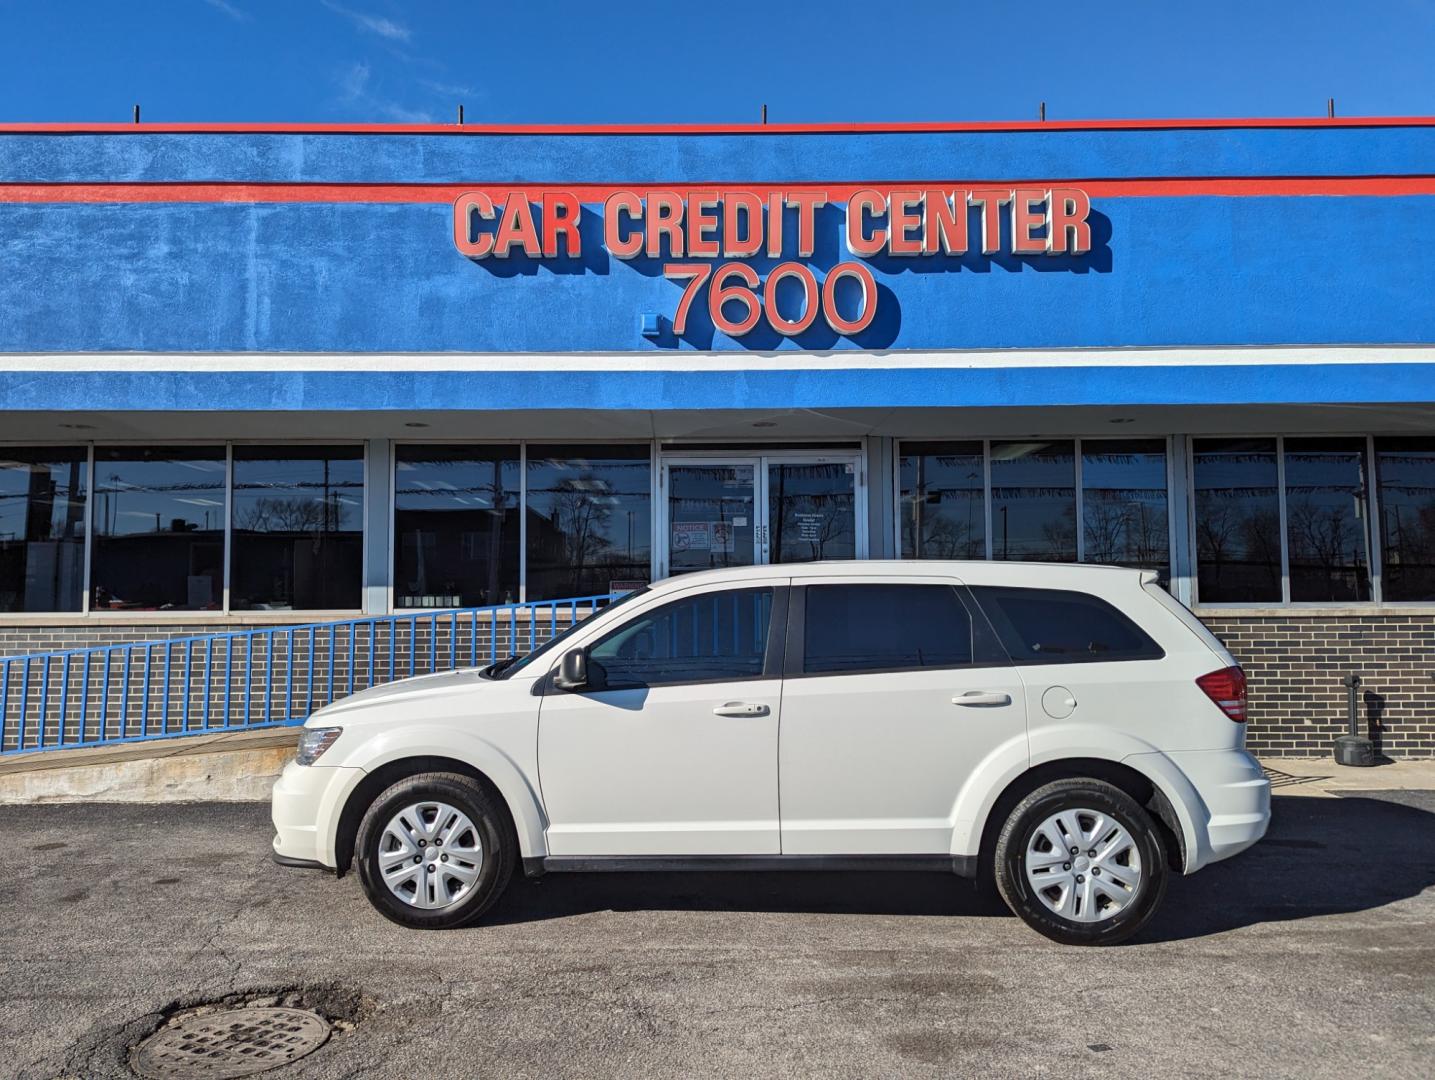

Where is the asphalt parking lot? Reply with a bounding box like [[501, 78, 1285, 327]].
[[2, 793, 1433, 1080]]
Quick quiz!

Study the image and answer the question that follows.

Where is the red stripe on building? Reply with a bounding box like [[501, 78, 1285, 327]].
[[2, 177, 1435, 204], [1, 117, 1435, 135]]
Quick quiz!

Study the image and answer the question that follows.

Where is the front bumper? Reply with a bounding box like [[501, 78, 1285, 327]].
[[270, 758, 364, 869], [1127, 748, 1271, 873]]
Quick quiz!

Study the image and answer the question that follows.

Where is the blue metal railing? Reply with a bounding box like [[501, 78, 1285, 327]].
[[0, 595, 617, 757]]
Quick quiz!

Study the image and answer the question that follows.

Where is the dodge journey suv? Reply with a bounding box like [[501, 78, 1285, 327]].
[[272, 561, 1270, 945]]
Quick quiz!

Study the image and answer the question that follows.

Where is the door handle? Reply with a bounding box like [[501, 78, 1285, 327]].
[[712, 702, 770, 718], [952, 691, 1012, 707]]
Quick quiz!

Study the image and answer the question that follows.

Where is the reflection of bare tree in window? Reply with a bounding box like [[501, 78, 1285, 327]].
[[1286, 494, 1357, 582], [547, 480, 614, 592], [1039, 502, 1077, 559], [235, 497, 331, 535], [1084, 493, 1166, 566], [919, 511, 979, 559]]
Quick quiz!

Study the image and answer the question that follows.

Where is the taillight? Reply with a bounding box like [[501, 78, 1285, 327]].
[[1196, 665, 1247, 722]]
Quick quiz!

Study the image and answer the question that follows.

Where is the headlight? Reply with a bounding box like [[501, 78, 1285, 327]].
[[295, 726, 343, 766]]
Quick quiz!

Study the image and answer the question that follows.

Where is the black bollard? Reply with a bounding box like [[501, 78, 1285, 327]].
[[1332, 673, 1374, 767]]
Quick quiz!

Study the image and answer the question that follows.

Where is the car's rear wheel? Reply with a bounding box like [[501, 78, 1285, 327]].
[[355, 772, 514, 929], [993, 778, 1167, 946]]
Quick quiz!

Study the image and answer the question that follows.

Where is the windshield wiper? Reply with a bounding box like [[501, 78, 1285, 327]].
[[480, 654, 522, 679]]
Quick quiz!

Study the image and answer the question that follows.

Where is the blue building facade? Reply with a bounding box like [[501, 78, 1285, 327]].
[[2, 118, 1434, 754]]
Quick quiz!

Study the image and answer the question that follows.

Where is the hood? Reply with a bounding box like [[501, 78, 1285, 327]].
[[309, 667, 494, 722]]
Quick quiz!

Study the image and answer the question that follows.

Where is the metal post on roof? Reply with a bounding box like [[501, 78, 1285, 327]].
[[1327, 97, 1335, 118], [1040, 101, 1046, 121], [132, 104, 140, 124], [457, 104, 464, 125], [761, 103, 767, 125]]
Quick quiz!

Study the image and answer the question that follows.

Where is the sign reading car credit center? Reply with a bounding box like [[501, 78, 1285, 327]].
[[452, 188, 1093, 339]]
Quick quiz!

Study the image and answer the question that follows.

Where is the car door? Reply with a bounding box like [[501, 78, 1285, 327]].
[[778, 575, 1028, 855], [538, 580, 788, 856]]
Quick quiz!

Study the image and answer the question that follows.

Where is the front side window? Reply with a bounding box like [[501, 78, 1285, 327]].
[[586, 587, 774, 689], [1376, 437, 1435, 601], [969, 586, 1163, 663], [0, 448, 87, 613], [230, 446, 364, 611], [1193, 438, 1282, 603], [525, 444, 651, 600], [91, 446, 226, 611], [990, 441, 1076, 562], [899, 441, 985, 559], [803, 583, 977, 674], [395, 446, 520, 608]]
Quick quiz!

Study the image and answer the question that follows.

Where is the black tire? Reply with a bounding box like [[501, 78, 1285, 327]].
[[993, 778, 1167, 946], [355, 771, 515, 930]]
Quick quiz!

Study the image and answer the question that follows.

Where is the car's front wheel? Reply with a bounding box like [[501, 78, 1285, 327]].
[[355, 772, 514, 929], [993, 778, 1168, 946]]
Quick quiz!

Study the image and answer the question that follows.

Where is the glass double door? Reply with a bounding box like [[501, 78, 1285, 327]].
[[660, 454, 864, 577]]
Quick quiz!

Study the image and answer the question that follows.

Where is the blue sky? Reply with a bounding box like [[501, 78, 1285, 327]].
[[1, 0, 1434, 124]]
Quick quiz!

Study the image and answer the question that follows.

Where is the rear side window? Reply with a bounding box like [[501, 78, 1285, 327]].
[[803, 583, 978, 674], [969, 586, 1164, 664]]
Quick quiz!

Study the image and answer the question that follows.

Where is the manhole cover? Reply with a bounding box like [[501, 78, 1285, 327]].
[[131, 1005, 330, 1079]]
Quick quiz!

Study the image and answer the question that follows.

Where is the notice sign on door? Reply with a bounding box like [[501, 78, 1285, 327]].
[[672, 522, 710, 552], [672, 521, 735, 553]]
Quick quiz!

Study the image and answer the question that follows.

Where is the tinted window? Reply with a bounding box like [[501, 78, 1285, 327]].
[[587, 587, 774, 689], [0, 447, 87, 612], [1081, 439, 1170, 581], [394, 445, 521, 607], [1284, 438, 1372, 602], [970, 586, 1163, 663], [230, 445, 364, 610], [803, 584, 975, 674], [92, 446, 226, 611], [990, 441, 1076, 561], [899, 441, 985, 559], [1376, 437, 1435, 601], [1193, 438, 1281, 603], [525, 444, 651, 600]]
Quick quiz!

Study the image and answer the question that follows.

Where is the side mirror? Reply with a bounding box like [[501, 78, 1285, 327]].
[[553, 648, 589, 691]]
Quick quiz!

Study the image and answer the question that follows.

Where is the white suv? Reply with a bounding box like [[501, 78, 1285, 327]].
[[271, 561, 1270, 945]]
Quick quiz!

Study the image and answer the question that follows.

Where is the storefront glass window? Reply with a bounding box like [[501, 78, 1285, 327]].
[[1193, 438, 1282, 603], [899, 441, 985, 559], [769, 461, 858, 565], [1283, 438, 1372, 602], [1375, 437, 1435, 601], [91, 447, 226, 611], [990, 441, 1076, 561], [230, 446, 364, 610], [1081, 439, 1170, 579], [395, 446, 521, 608], [525, 445, 651, 600], [0, 448, 88, 612]]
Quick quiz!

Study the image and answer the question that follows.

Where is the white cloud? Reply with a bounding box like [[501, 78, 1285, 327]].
[[334, 60, 434, 123], [419, 78, 478, 98], [320, 0, 411, 42], [203, 0, 250, 21]]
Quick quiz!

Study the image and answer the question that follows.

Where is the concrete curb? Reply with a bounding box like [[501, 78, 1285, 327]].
[[0, 729, 295, 805]]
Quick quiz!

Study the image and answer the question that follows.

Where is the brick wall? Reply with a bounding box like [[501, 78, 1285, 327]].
[[1198, 612, 1435, 758]]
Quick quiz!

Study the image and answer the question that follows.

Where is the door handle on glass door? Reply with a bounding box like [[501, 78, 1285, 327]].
[[712, 702, 770, 718], [952, 691, 1012, 707]]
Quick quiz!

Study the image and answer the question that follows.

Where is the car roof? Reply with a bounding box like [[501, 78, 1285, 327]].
[[646, 560, 1153, 594]]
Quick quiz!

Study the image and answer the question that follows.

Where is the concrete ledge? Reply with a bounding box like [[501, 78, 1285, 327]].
[[0, 728, 296, 804], [1260, 756, 1435, 797]]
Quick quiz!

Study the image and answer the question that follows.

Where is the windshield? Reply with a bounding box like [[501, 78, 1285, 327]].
[[486, 589, 650, 679]]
